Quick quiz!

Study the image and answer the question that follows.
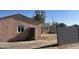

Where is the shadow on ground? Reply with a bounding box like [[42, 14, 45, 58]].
[[0, 47, 5, 49], [34, 44, 58, 49]]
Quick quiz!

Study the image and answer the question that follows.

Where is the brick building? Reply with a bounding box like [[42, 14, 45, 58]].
[[0, 14, 41, 42]]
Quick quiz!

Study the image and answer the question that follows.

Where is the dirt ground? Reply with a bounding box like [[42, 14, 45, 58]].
[[57, 43, 79, 49], [0, 34, 78, 49], [0, 40, 57, 49], [0, 34, 57, 49], [39, 34, 79, 49]]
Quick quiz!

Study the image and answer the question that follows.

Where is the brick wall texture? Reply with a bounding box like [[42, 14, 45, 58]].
[[0, 17, 41, 42]]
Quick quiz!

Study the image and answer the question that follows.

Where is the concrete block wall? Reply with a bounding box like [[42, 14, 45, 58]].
[[57, 27, 79, 45]]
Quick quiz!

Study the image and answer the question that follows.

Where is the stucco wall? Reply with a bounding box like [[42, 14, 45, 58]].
[[57, 27, 79, 45], [0, 18, 41, 42]]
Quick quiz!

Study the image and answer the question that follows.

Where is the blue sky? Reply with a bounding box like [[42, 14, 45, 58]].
[[0, 10, 79, 26]]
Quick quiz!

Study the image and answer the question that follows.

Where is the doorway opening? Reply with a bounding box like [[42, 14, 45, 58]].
[[27, 27, 35, 40]]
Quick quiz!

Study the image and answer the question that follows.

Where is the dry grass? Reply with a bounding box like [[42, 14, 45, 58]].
[[41, 34, 57, 41]]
